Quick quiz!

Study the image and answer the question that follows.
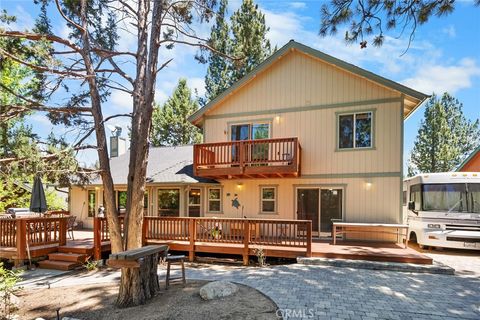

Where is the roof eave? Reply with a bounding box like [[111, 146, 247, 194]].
[[188, 40, 430, 124]]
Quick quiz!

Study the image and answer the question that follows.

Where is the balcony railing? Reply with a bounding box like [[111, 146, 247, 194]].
[[193, 137, 301, 179]]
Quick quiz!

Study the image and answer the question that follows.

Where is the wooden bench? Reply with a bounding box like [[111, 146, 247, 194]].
[[107, 245, 168, 268], [332, 222, 409, 248]]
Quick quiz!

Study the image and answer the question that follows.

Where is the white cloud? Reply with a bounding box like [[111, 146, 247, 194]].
[[110, 90, 133, 110], [188, 77, 206, 97], [402, 58, 480, 94], [442, 25, 456, 38], [289, 2, 307, 9]]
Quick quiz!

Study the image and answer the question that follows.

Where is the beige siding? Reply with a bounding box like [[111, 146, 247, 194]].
[[207, 177, 400, 241], [205, 101, 401, 175], [205, 50, 399, 117], [199, 49, 404, 237], [69, 186, 94, 229]]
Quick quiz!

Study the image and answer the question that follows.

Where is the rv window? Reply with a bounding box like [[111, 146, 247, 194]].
[[402, 191, 407, 206], [410, 184, 421, 211], [422, 184, 467, 212], [468, 184, 480, 213]]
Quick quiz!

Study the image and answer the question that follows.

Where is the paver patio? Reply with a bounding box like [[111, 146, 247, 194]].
[[22, 262, 480, 320]]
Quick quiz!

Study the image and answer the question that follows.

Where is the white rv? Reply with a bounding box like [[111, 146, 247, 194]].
[[403, 172, 480, 250]]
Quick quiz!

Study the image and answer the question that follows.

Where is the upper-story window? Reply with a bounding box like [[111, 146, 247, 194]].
[[338, 111, 373, 149], [230, 122, 270, 141]]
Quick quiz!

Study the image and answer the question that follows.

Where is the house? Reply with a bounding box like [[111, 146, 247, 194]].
[[457, 145, 480, 172], [70, 40, 428, 240], [69, 145, 219, 228]]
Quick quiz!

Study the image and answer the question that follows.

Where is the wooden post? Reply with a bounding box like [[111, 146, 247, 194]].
[[306, 221, 312, 257], [93, 217, 101, 261], [239, 141, 245, 174], [59, 217, 67, 246], [242, 220, 250, 266], [332, 223, 337, 245], [15, 219, 27, 263], [142, 217, 148, 246], [188, 218, 195, 262]]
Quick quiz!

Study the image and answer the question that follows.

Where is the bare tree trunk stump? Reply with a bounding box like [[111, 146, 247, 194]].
[[116, 253, 160, 307]]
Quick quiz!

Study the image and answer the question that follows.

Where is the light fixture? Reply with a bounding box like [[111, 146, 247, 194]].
[[236, 182, 243, 189], [365, 179, 372, 190], [275, 114, 281, 124]]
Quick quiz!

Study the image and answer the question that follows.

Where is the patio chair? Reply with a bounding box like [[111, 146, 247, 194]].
[[67, 215, 78, 240]]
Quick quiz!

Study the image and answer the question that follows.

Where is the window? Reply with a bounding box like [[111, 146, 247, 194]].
[[158, 189, 180, 217], [260, 186, 277, 213], [410, 184, 421, 211], [402, 191, 407, 206], [117, 191, 127, 213], [208, 188, 222, 212], [88, 190, 96, 217], [338, 111, 373, 149], [188, 188, 201, 217], [422, 184, 468, 212], [144, 191, 149, 215], [469, 184, 480, 213]]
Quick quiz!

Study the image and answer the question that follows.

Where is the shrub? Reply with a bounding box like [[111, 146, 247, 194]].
[[0, 262, 22, 320]]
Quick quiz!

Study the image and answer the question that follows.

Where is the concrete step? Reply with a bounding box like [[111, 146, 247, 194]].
[[297, 257, 455, 275], [48, 252, 88, 263], [38, 260, 81, 271]]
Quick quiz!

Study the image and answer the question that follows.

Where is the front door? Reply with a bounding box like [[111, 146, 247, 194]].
[[188, 188, 201, 217], [297, 189, 319, 234], [320, 189, 343, 237]]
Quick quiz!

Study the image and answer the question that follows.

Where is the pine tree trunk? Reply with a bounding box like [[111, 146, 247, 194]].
[[116, 0, 164, 307], [116, 253, 161, 307]]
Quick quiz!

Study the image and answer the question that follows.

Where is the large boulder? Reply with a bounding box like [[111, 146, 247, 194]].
[[199, 281, 238, 300]]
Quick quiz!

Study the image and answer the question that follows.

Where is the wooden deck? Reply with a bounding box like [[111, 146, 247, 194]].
[[193, 137, 301, 179], [1, 216, 432, 265]]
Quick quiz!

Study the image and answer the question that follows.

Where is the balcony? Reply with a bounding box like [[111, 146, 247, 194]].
[[193, 137, 301, 179]]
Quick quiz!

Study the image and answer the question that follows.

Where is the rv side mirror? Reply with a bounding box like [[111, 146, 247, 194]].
[[408, 201, 415, 211]]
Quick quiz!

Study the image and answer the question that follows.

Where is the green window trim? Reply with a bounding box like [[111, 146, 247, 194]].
[[335, 109, 376, 151]]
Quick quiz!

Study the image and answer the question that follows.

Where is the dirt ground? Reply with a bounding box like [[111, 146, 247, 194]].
[[18, 280, 279, 320]]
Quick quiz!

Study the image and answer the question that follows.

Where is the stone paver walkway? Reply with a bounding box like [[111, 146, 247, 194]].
[[23, 263, 480, 320]]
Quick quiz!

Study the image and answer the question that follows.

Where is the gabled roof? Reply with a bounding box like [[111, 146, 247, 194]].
[[89, 145, 218, 185], [456, 145, 480, 171], [188, 40, 429, 125]]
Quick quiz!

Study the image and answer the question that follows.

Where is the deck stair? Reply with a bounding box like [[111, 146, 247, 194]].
[[38, 252, 88, 271]]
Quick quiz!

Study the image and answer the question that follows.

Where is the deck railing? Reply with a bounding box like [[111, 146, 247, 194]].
[[193, 137, 301, 178], [143, 217, 312, 264], [95, 216, 312, 264], [0, 217, 68, 261]]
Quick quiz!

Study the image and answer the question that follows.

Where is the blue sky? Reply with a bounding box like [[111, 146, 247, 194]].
[[1, 0, 479, 170]]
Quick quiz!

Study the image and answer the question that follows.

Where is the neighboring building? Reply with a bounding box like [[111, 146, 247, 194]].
[[69, 145, 218, 228], [457, 146, 480, 172], [70, 40, 428, 239]]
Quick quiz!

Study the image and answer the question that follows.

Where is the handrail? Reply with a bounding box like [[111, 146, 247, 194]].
[[93, 216, 312, 264], [193, 137, 300, 176], [0, 217, 68, 261]]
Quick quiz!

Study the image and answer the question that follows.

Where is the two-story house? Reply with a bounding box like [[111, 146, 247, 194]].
[[69, 40, 428, 239], [188, 40, 428, 237]]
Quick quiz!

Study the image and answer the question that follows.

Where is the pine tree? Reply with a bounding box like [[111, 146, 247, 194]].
[[203, 0, 272, 103], [204, 0, 231, 103], [229, 0, 272, 84], [150, 79, 202, 147], [408, 93, 480, 175]]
